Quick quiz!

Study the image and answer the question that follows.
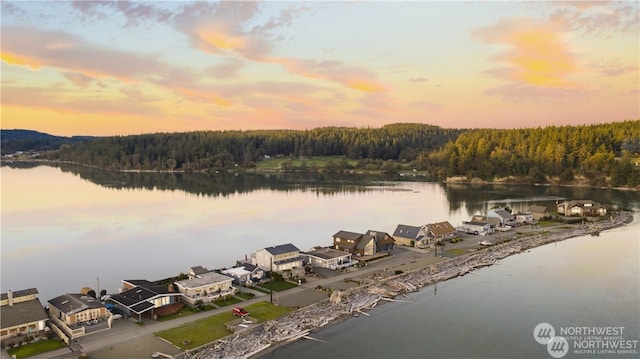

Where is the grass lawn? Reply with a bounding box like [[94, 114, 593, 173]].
[[157, 306, 200, 322], [155, 301, 293, 350], [236, 292, 255, 300], [257, 280, 298, 292], [213, 297, 242, 307], [256, 156, 358, 170], [445, 248, 467, 256], [7, 339, 66, 358]]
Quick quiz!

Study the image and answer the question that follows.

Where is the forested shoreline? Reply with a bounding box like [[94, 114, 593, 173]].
[[7, 121, 640, 188]]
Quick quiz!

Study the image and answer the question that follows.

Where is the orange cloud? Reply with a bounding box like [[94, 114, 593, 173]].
[[474, 18, 580, 89], [1, 51, 40, 69]]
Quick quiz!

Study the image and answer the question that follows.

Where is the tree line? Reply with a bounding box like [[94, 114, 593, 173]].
[[419, 120, 640, 187], [47, 123, 461, 171], [41, 121, 640, 188]]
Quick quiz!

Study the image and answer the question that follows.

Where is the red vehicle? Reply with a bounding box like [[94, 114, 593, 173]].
[[232, 307, 249, 317]]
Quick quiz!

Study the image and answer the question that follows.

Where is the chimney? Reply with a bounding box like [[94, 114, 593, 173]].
[[8, 290, 13, 306]]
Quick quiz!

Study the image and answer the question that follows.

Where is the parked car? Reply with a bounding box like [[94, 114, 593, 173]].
[[232, 307, 249, 317]]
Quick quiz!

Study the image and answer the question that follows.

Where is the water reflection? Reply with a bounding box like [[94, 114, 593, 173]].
[[5, 162, 638, 215]]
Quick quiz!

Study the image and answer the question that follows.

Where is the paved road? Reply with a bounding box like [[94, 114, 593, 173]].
[[27, 242, 529, 359], [23, 247, 443, 359]]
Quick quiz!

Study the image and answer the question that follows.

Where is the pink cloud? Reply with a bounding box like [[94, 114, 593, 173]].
[[2, 27, 167, 82], [2, 86, 163, 117]]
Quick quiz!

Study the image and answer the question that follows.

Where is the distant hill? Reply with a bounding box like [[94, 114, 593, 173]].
[[1, 129, 97, 155]]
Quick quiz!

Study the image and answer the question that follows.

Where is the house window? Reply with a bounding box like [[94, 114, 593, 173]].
[[29, 324, 36, 331], [1, 330, 7, 336]]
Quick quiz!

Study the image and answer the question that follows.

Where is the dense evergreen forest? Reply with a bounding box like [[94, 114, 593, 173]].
[[47, 123, 461, 171], [0, 129, 95, 155], [26, 121, 640, 188], [420, 121, 640, 187]]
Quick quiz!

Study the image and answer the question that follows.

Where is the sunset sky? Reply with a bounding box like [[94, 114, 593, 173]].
[[1, 0, 638, 136]]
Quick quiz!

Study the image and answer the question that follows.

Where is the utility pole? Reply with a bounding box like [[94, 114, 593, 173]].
[[270, 257, 273, 304], [96, 277, 100, 300]]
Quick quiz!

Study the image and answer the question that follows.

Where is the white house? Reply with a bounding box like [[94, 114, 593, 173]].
[[222, 264, 265, 286], [487, 208, 514, 227], [255, 243, 303, 272], [303, 247, 353, 270], [175, 272, 236, 305], [459, 221, 493, 235]]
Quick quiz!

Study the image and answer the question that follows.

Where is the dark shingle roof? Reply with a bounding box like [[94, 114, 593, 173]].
[[1, 297, 48, 328], [110, 287, 159, 307], [333, 230, 363, 240], [188, 266, 210, 275], [304, 248, 351, 260], [48, 294, 105, 315], [123, 279, 154, 287], [264, 243, 300, 255], [393, 225, 421, 239]]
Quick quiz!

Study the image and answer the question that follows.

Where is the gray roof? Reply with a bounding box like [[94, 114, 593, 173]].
[[304, 248, 351, 260], [393, 224, 421, 239], [263, 243, 300, 256], [1, 288, 38, 302], [175, 272, 234, 289], [1, 297, 48, 328], [188, 266, 210, 275], [48, 293, 105, 315]]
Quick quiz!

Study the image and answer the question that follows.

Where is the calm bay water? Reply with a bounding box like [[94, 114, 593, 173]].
[[1, 163, 639, 358], [266, 220, 640, 359]]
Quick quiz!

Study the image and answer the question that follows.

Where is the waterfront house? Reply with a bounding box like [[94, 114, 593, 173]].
[[109, 281, 182, 321], [487, 208, 514, 227], [175, 272, 236, 305], [529, 205, 551, 220], [515, 212, 534, 224], [255, 243, 303, 272], [557, 200, 607, 217], [333, 230, 395, 256], [392, 224, 428, 247], [459, 221, 493, 235], [48, 293, 112, 342], [302, 247, 353, 270], [425, 221, 457, 244], [365, 230, 395, 252], [222, 264, 265, 286], [471, 215, 501, 229], [1, 288, 48, 348]]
